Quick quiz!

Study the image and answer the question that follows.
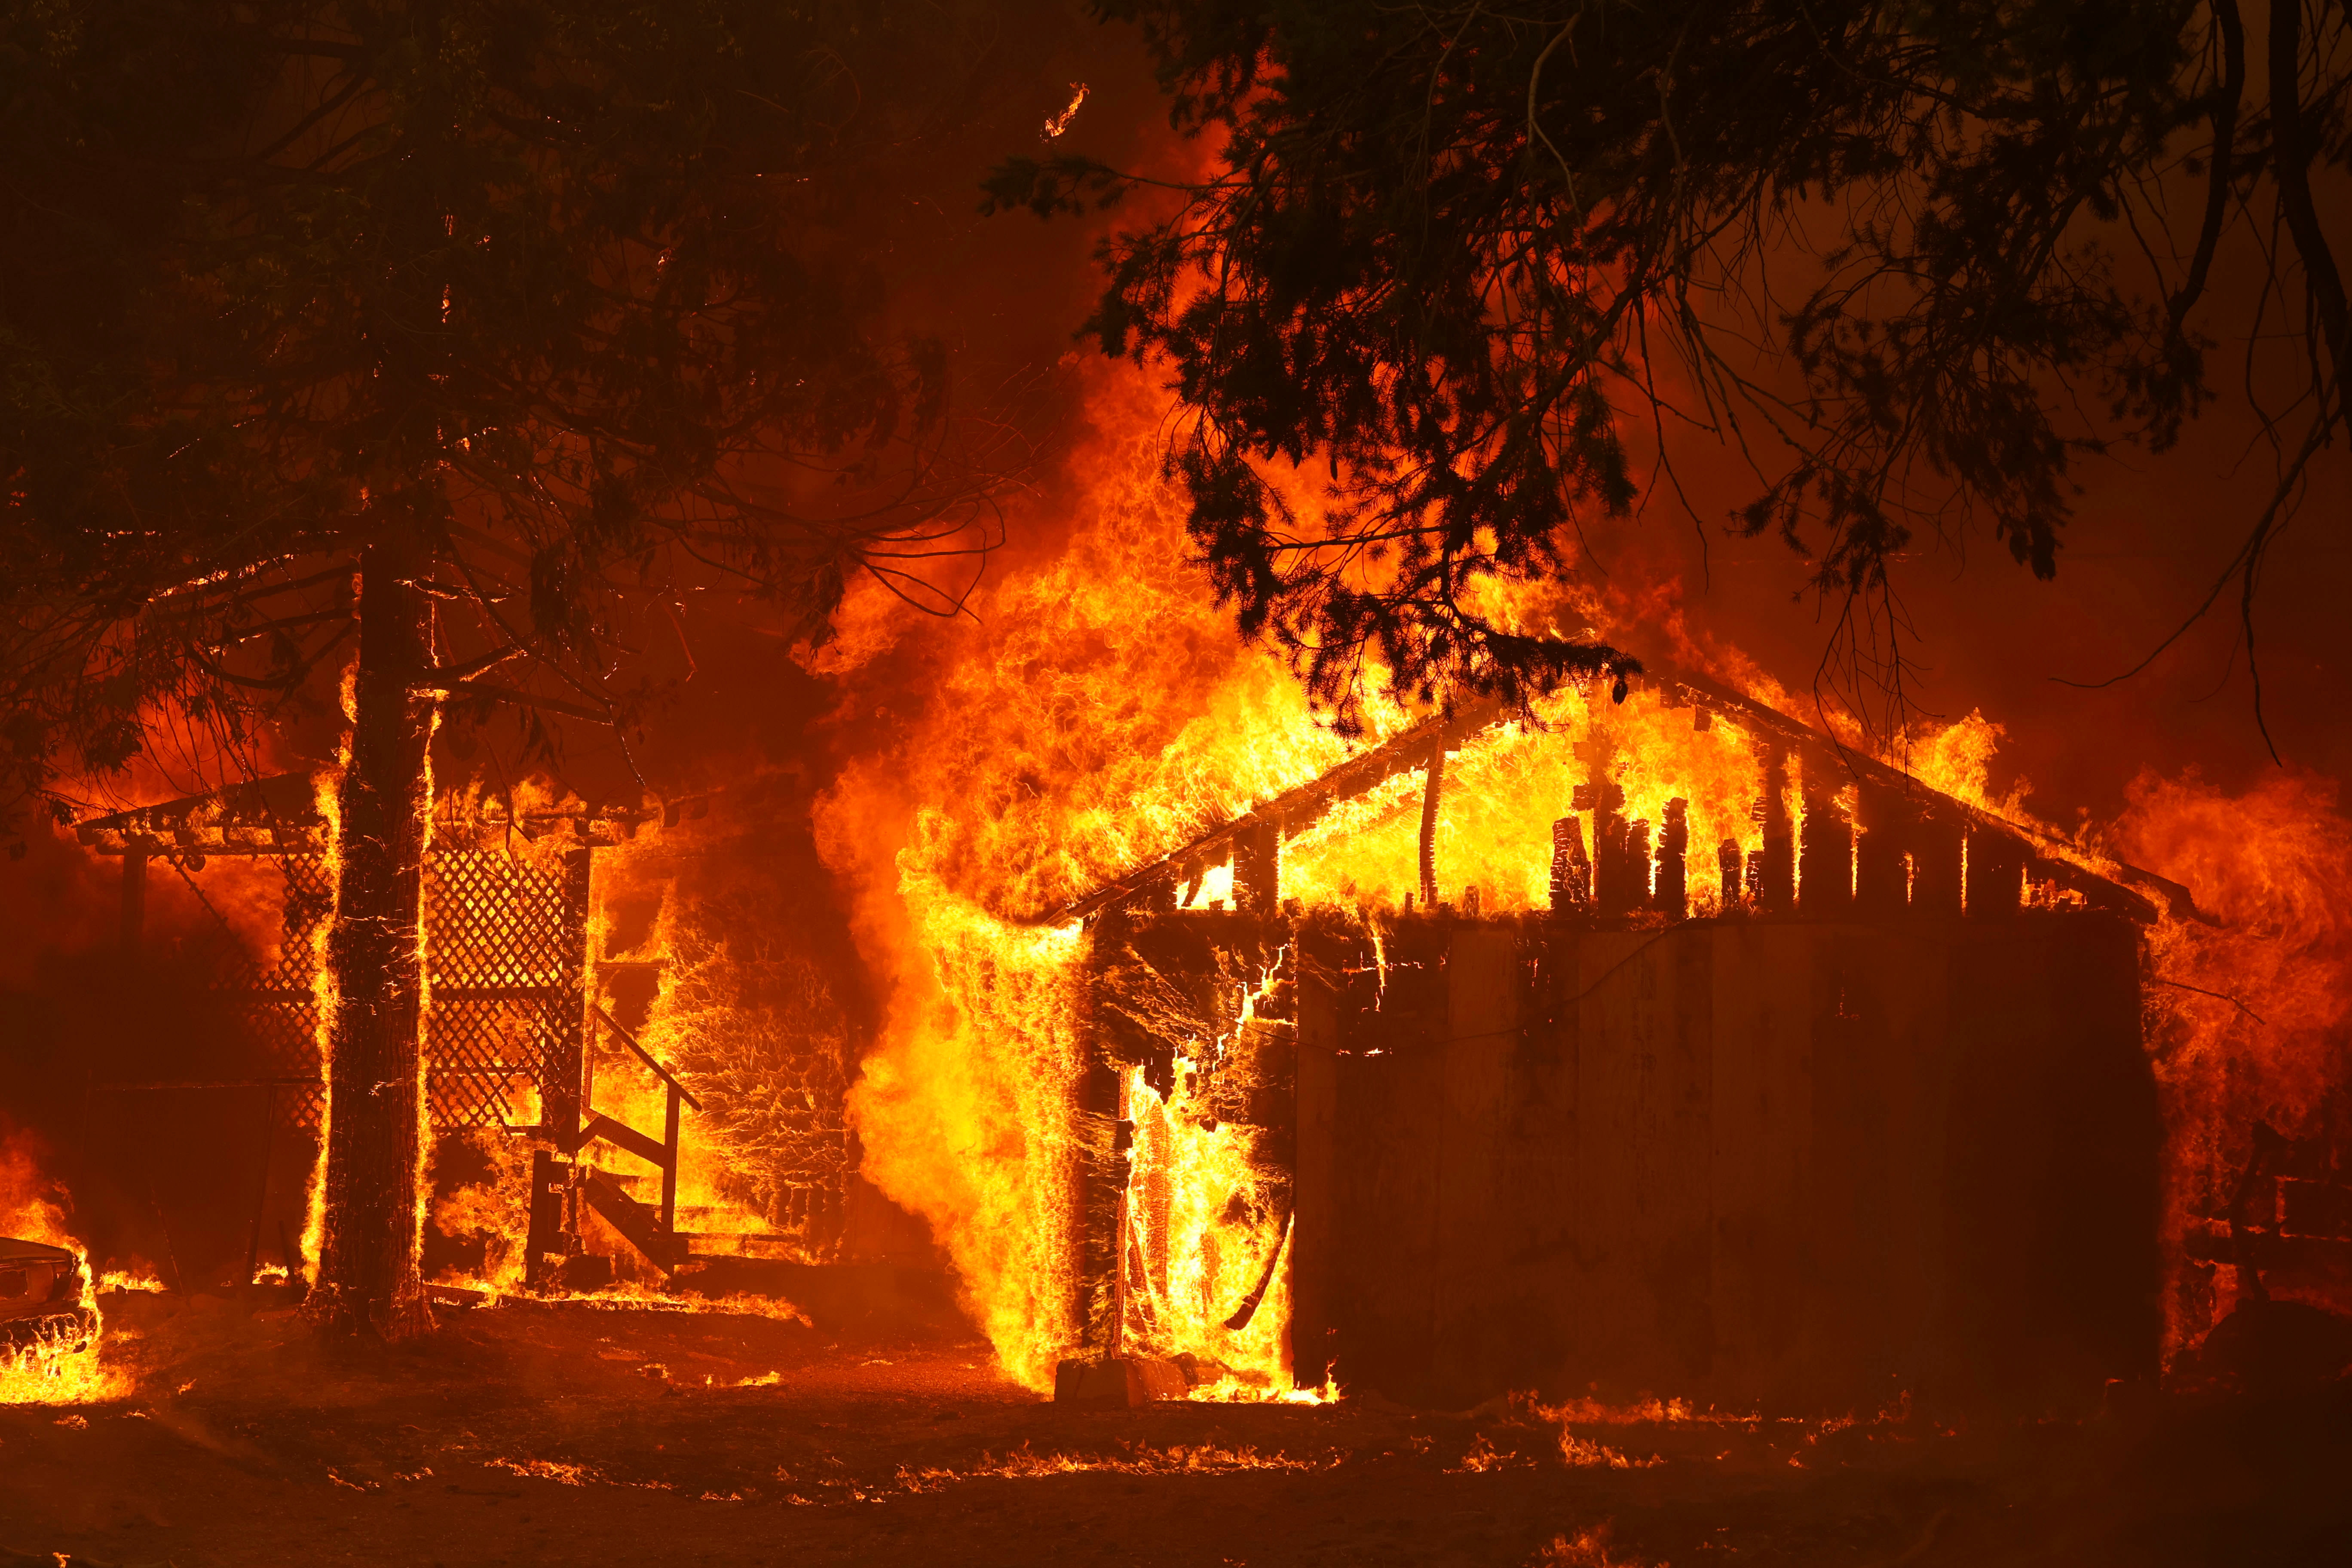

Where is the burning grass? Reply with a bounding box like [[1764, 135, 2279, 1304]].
[[895, 1438, 1341, 1492], [97, 1265, 169, 1294], [1532, 1524, 1667, 1568], [488, 1456, 617, 1486]]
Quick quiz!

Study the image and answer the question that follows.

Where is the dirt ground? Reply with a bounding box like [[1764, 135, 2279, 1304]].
[[0, 1290, 2346, 1568]]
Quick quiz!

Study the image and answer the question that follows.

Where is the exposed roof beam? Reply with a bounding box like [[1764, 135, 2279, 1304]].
[[1036, 658, 2205, 928]]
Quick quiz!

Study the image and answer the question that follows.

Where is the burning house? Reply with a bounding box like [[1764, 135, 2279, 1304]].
[[965, 659, 2218, 1412]]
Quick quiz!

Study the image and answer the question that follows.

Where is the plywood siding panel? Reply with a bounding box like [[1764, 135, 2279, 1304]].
[[1941, 916, 2160, 1407], [1709, 924, 1816, 1407], [1428, 925, 1522, 1403], [1315, 912, 2156, 1413], [1841, 927, 1954, 1395], [1289, 933, 1342, 1389], [1505, 928, 1582, 1395], [1329, 922, 1449, 1401], [1573, 927, 1714, 1394], [1800, 927, 1936, 1401]]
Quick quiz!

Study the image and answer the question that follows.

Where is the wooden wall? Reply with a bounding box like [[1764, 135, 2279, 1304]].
[[1292, 913, 2161, 1413]]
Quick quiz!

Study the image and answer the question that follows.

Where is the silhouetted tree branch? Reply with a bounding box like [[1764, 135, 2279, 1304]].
[[998, 0, 2352, 749]]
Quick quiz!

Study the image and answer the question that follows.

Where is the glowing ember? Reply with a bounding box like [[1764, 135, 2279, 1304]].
[[1533, 1525, 1666, 1568], [1041, 83, 1089, 140]]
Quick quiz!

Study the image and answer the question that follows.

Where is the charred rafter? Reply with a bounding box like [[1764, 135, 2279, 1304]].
[[1041, 656, 2205, 929], [1044, 695, 1502, 925]]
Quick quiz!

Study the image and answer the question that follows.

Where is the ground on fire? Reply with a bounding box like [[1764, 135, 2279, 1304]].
[[0, 1286, 2342, 1568]]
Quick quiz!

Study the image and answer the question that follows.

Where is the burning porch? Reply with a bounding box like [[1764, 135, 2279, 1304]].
[[52, 776, 907, 1312]]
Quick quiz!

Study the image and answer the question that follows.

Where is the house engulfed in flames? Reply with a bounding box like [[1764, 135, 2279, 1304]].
[[1023, 658, 2212, 1411]]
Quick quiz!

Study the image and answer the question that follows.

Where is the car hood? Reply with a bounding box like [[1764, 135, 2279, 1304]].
[[0, 1237, 77, 1267]]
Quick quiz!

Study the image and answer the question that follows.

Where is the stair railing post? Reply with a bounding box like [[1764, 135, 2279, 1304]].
[[661, 1081, 680, 1239]]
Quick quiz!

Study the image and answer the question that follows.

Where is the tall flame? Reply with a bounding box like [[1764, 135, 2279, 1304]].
[[0, 1131, 128, 1406], [299, 658, 358, 1286], [824, 367, 1374, 1388], [2109, 768, 2352, 1356]]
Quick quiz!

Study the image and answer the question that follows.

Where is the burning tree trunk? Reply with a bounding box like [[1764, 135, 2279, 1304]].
[[308, 543, 436, 1341]]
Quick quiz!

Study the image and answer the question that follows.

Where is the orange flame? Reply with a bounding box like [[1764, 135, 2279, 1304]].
[[2109, 768, 2352, 1354], [821, 358, 2349, 1400], [0, 1131, 129, 1406], [827, 366, 1375, 1389]]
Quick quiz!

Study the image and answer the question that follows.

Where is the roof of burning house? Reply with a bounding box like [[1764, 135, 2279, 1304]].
[[1047, 658, 2203, 928], [74, 775, 703, 859]]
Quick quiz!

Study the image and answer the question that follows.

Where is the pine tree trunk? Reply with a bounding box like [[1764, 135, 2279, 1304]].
[[308, 542, 436, 1340]]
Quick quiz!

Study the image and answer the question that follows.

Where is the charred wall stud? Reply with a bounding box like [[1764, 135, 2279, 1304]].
[[1235, 818, 1281, 917], [1798, 769, 1853, 918], [1550, 817, 1592, 913], [1853, 784, 1911, 916], [1965, 828, 2029, 918], [1655, 799, 1689, 917], [1756, 744, 1796, 911], [1417, 737, 1446, 911]]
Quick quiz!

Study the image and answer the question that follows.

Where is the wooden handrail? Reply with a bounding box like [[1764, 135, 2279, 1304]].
[[590, 1002, 702, 1112]]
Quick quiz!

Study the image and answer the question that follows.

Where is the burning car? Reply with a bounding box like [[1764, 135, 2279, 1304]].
[[0, 1236, 96, 1354]]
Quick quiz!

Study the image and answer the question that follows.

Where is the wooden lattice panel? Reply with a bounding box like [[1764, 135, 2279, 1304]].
[[422, 849, 587, 1130], [165, 853, 331, 1133]]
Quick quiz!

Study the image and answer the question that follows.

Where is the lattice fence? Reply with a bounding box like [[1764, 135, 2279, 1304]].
[[169, 852, 331, 1133], [169, 846, 587, 1133], [423, 848, 586, 1129]]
